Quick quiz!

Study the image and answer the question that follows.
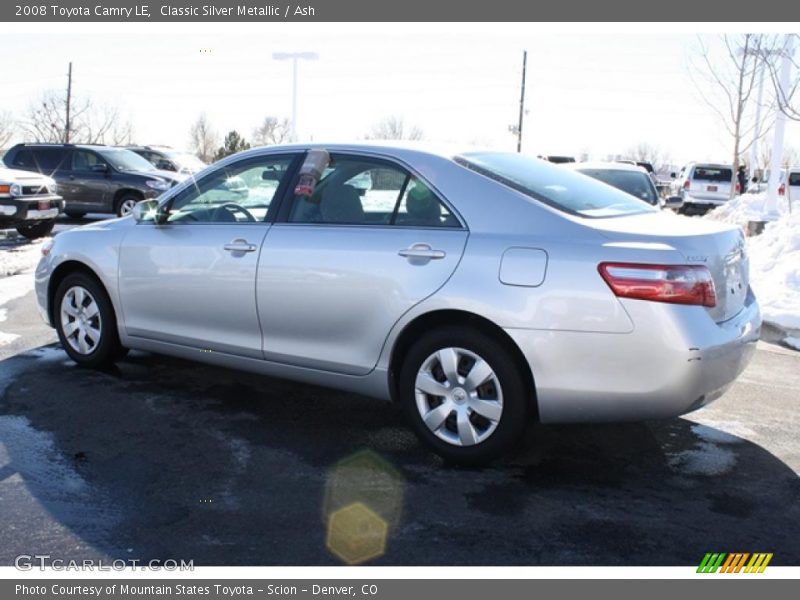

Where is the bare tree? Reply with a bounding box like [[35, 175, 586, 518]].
[[365, 116, 423, 141], [189, 113, 219, 163], [0, 111, 14, 150], [252, 116, 291, 147], [759, 142, 800, 171], [766, 34, 800, 121], [624, 142, 672, 173], [20, 89, 122, 144], [690, 34, 778, 197]]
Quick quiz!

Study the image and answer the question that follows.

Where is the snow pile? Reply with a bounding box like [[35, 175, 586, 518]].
[[705, 192, 790, 224], [747, 211, 800, 331], [0, 238, 45, 277]]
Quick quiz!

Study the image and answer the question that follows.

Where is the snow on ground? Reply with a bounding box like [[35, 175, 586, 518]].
[[706, 196, 800, 335], [0, 238, 45, 277], [0, 242, 42, 346]]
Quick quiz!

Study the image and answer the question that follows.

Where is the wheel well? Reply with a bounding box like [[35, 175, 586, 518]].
[[113, 188, 144, 209], [388, 309, 539, 420], [47, 261, 107, 325]]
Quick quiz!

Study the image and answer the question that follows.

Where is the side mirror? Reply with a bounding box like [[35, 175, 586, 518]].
[[663, 195, 684, 210], [131, 198, 164, 223], [751, 176, 758, 183], [91, 163, 108, 173], [669, 172, 677, 179]]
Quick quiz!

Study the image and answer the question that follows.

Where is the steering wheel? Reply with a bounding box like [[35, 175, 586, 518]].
[[212, 202, 256, 222]]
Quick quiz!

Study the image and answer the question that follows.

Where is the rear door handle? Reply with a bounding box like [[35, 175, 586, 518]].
[[224, 239, 257, 253], [398, 243, 446, 260]]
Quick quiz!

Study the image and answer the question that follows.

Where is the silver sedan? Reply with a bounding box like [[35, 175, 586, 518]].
[[35, 144, 761, 462]]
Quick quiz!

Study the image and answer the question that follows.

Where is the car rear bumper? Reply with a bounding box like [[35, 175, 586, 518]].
[[506, 290, 761, 423]]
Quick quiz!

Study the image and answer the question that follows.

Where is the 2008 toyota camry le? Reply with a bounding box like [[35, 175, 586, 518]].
[[35, 143, 761, 462]]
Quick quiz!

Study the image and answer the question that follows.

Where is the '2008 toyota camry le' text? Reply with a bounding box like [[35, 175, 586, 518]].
[[35, 143, 761, 462]]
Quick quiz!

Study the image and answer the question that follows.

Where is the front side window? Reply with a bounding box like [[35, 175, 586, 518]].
[[166, 155, 294, 223], [289, 155, 456, 227], [71, 150, 106, 172], [458, 152, 657, 218]]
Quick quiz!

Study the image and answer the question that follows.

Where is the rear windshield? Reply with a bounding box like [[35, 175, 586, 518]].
[[575, 169, 659, 206], [692, 166, 732, 182], [456, 152, 657, 218]]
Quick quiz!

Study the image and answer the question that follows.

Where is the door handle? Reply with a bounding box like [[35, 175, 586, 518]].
[[223, 239, 257, 253], [398, 243, 446, 260]]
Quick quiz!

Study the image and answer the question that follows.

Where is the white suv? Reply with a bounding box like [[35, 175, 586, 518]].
[[0, 160, 63, 239], [671, 163, 736, 215]]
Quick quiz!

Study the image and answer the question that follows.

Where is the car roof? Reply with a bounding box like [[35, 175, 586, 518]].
[[565, 161, 648, 173]]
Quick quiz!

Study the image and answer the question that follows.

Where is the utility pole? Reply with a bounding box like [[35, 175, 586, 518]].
[[517, 50, 527, 153], [272, 51, 319, 142], [749, 59, 765, 180], [765, 34, 795, 218], [64, 62, 72, 144]]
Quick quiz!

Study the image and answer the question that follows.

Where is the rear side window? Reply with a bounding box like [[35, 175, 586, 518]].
[[10, 147, 67, 171], [789, 172, 800, 186], [691, 166, 732, 182], [576, 169, 659, 206], [457, 152, 657, 218]]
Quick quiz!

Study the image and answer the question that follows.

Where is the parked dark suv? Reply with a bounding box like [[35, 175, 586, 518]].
[[3, 144, 184, 217]]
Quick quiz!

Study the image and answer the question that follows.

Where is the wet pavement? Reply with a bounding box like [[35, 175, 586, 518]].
[[0, 341, 798, 566]]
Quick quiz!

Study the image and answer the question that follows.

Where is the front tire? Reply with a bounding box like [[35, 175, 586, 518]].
[[399, 327, 530, 464], [54, 273, 125, 368], [64, 210, 87, 219], [115, 194, 141, 217], [16, 219, 55, 239]]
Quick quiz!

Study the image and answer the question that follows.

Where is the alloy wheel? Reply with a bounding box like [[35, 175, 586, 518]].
[[60, 286, 102, 355]]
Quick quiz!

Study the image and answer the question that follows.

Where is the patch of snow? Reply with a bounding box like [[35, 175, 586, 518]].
[[0, 331, 20, 346], [668, 441, 736, 477], [0, 272, 35, 307], [0, 239, 44, 277], [704, 192, 788, 224], [747, 211, 800, 331], [785, 336, 800, 351], [690, 423, 745, 445]]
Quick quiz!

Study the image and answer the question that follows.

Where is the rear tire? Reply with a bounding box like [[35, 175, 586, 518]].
[[399, 327, 530, 464], [54, 272, 125, 368], [15, 219, 55, 239]]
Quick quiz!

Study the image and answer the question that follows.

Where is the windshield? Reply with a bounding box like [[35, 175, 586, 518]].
[[97, 148, 157, 172], [457, 152, 657, 218], [576, 169, 659, 206], [164, 151, 206, 170]]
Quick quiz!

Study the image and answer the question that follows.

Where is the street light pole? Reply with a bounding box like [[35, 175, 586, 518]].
[[765, 35, 795, 218], [272, 51, 318, 142]]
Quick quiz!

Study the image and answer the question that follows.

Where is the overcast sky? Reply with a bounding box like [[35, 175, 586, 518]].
[[2, 24, 798, 167]]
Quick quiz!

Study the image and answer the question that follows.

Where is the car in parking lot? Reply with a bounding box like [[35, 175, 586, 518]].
[[671, 162, 737, 215], [747, 167, 800, 199], [3, 143, 184, 217], [0, 160, 63, 238], [127, 145, 207, 175], [566, 161, 683, 210], [34, 143, 761, 462]]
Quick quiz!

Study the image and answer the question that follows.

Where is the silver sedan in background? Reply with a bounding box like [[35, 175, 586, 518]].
[[34, 144, 760, 462]]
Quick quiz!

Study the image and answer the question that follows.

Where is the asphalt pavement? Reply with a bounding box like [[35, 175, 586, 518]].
[[0, 216, 798, 566]]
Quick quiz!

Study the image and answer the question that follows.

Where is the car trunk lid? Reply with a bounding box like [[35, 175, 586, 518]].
[[588, 212, 749, 322]]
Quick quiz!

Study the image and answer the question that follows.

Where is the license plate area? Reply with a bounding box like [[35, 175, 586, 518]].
[[38, 199, 50, 210], [707, 185, 718, 192]]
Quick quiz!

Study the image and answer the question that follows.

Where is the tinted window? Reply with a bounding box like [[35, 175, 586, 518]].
[[12, 147, 67, 171], [166, 155, 294, 223], [458, 152, 657, 218], [71, 150, 106, 172], [576, 169, 659, 206], [789, 172, 800, 186], [289, 155, 456, 227], [691, 166, 732, 182], [97, 148, 157, 172]]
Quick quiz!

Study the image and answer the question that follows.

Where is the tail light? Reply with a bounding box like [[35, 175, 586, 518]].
[[683, 180, 690, 190], [598, 262, 717, 308], [779, 183, 785, 196]]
